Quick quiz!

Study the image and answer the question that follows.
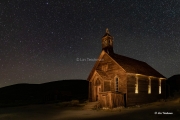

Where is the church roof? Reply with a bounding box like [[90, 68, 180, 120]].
[[109, 53, 165, 78], [87, 29, 166, 81]]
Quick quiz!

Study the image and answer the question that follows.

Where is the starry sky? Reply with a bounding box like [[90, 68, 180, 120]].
[[0, 0, 180, 88]]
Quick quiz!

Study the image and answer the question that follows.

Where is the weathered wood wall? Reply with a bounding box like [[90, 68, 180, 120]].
[[96, 54, 127, 93], [90, 76, 103, 102], [99, 92, 124, 108], [99, 92, 111, 108], [89, 53, 167, 108], [96, 54, 120, 71], [89, 53, 127, 104], [104, 81, 110, 91], [127, 74, 166, 106], [111, 93, 124, 107], [161, 79, 166, 99]]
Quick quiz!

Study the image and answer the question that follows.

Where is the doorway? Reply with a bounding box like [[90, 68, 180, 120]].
[[95, 78, 101, 101], [124, 94, 127, 107], [96, 85, 101, 101]]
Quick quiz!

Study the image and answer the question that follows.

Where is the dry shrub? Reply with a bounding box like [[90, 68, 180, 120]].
[[57, 102, 71, 107], [71, 100, 79, 106], [160, 99, 165, 102], [174, 90, 180, 98]]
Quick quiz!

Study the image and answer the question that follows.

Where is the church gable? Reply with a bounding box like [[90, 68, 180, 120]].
[[95, 52, 127, 92], [96, 52, 126, 73], [87, 51, 106, 81], [87, 51, 126, 81]]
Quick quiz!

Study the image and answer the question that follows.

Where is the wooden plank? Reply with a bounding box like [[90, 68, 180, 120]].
[[126, 74, 166, 106]]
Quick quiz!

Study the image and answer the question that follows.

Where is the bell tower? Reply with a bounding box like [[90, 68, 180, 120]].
[[102, 28, 114, 54]]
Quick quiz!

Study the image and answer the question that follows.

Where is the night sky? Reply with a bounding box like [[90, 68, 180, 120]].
[[0, 0, 180, 88]]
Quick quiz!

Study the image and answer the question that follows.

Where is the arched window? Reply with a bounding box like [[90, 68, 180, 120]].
[[115, 76, 119, 92]]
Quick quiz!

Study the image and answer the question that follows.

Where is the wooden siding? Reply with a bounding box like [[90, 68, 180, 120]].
[[96, 54, 120, 71], [161, 80, 166, 98], [99, 92, 111, 108], [99, 92, 124, 108], [111, 93, 124, 107], [151, 77, 159, 95], [89, 75, 103, 102], [88, 51, 166, 108], [127, 74, 166, 106], [89, 53, 127, 106], [95, 53, 127, 93]]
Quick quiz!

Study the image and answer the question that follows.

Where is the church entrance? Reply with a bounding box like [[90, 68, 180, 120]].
[[96, 85, 101, 101]]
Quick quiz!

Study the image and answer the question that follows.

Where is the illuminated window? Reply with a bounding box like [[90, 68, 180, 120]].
[[135, 76, 138, 94], [159, 79, 161, 94], [148, 78, 151, 94], [115, 77, 119, 92]]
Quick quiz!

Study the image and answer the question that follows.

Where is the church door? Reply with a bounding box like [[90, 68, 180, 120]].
[[96, 85, 101, 101]]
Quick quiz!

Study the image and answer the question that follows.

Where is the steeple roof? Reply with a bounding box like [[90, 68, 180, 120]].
[[102, 28, 112, 37]]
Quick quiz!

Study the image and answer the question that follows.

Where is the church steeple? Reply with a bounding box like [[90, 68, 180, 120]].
[[106, 28, 110, 34], [102, 28, 114, 54]]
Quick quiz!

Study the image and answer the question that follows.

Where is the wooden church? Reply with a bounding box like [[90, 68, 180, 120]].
[[87, 29, 166, 108]]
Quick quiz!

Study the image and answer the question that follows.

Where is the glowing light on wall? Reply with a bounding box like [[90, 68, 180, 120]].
[[148, 77, 151, 94], [159, 79, 161, 94], [135, 75, 138, 94]]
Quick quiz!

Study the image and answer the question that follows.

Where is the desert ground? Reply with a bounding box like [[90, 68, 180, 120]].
[[0, 98, 180, 120]]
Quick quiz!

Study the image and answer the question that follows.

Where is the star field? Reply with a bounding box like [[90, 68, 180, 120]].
[[0, 0, 180, 88]]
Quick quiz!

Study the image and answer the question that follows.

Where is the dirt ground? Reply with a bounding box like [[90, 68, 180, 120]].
[[0, 98, 180, 120]]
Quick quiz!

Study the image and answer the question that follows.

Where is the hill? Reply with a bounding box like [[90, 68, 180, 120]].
[[0, 79, 88, 107], [166, 74, 180, 97]]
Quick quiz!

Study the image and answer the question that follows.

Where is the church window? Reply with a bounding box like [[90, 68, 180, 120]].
[[115, 77, 119, 92], [148, 78, 151, 94], [135, 75, 138, 94], [159, 79, 161, 94]]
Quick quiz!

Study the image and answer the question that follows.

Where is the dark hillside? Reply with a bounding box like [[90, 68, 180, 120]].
[[166, 74, 180, 97], [0, 80, 88, 107]]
